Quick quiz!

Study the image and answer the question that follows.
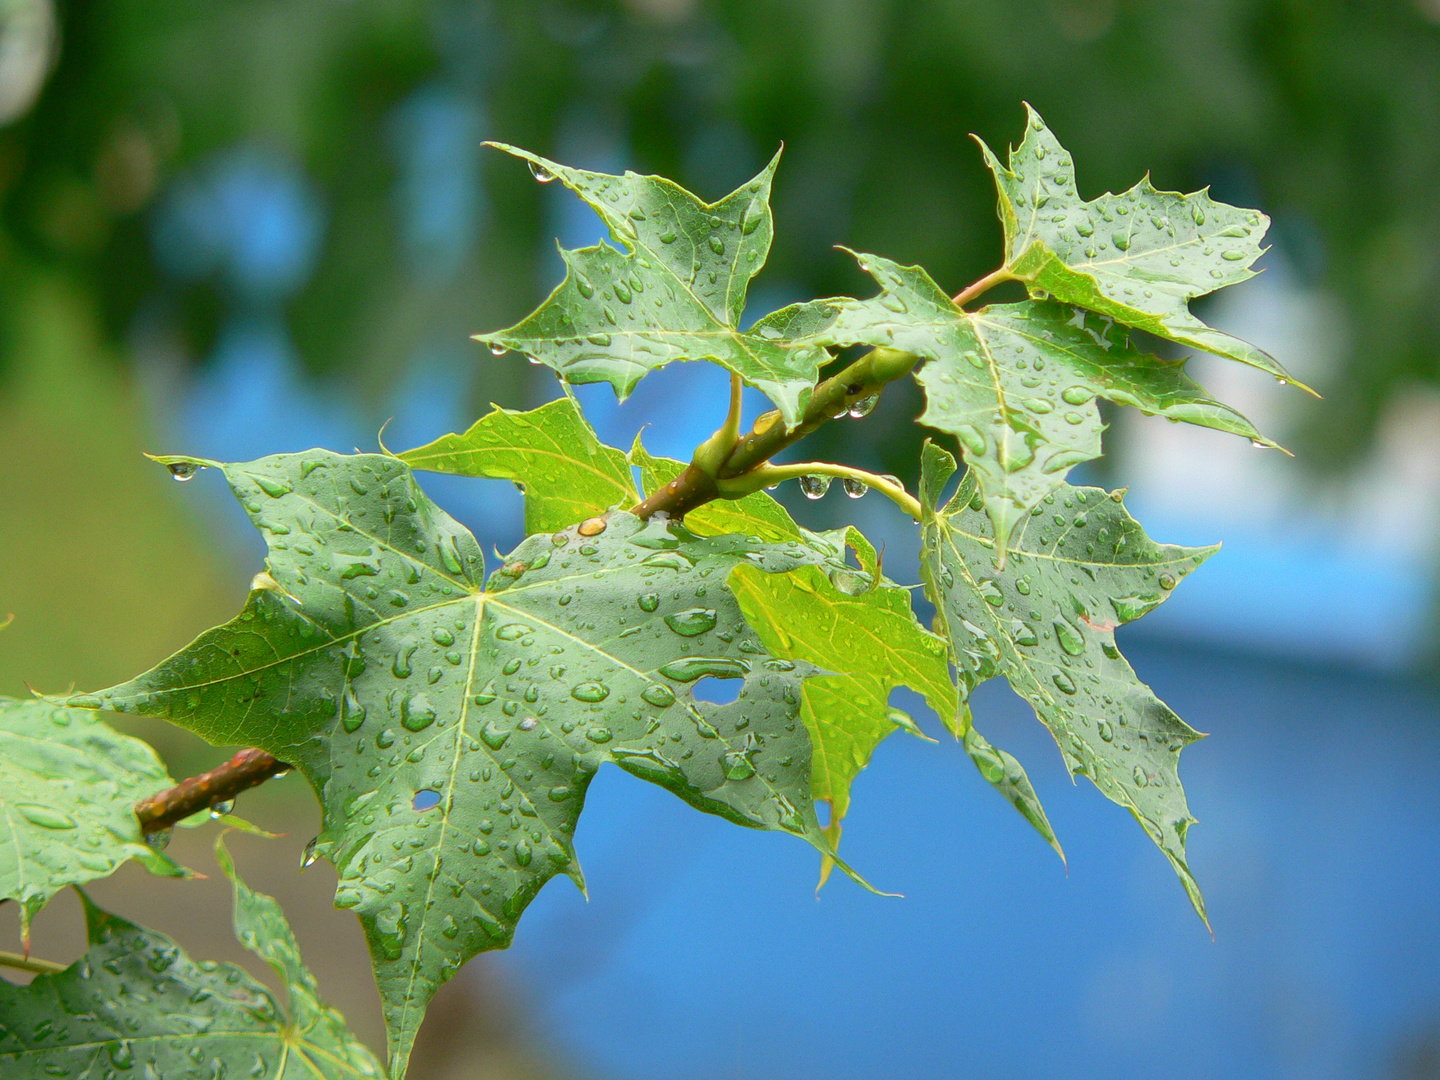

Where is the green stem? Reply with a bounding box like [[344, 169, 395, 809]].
[[952, 266, 1014, 307], [690, 373, 746, 477], [631, 346, 923, 521], [722, 462, 923, 520], [0, 950, 66, 976]]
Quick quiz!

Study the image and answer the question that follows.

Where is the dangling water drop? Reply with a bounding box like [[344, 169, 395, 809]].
[[208, 799, 235, 819], [799, 475, 831, 500], [490, 346, 507, 357], [167, 461, 200, 482], [848, 394, 880, 419], [528, 160, 556, 183], [842, 477, 868, 499], [300, 837, 319, 870]]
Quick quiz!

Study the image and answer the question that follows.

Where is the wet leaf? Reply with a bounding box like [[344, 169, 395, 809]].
[[69, 451, 849, 1079], [829, 250, 1268, 557], [479, 145, 842, 429], [0, 839, 382, 1079], [396, 396, 638, 534], [0, 699, 185, 944], [918, 441, 1211, 923], [977, 104, 1307, 389]]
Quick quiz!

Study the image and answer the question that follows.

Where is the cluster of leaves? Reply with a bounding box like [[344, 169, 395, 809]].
[[2, 108, 1293, 1079]]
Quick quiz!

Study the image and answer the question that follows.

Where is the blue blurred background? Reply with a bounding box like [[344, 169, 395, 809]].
[[2, 1, 1439, 1077]]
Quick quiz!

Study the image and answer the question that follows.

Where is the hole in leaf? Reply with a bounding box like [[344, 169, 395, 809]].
[[412, 789, 441, 811], [691, 676, 742, 705]]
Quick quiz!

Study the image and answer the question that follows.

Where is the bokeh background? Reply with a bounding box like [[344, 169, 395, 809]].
[[3, 1, 1440, 1077]]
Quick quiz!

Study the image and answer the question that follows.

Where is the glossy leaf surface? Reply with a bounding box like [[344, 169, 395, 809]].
[[918, 441, 1211, 922], [71, 451, 838, 1079], [478, 145, 840, 428], [396, 397, 637, 534], [978, 105, 1305, 388], [0, 699, 182, 942], [831, 250, 1267, 555], [0, 844, 382, 1079]]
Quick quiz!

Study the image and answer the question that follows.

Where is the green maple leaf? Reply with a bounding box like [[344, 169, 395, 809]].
[[631, 438, 955, 862], [478, 144, 841, 429], [396, 396, 638, 534], [68, 450, 848, 1079], [0, 836, 383, 1079], [828, 250, 1270, 558], [0, 699, 186, 945], [977, 105, 1310, 391], [918, 441, 1211, 924]]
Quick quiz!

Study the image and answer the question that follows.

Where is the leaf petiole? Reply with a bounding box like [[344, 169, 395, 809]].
[[0, 950, 66, 976], [952, 266, 1015, 307]]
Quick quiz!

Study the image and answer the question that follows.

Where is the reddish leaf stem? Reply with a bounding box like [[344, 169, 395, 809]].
[[135, 748, 288, 835]]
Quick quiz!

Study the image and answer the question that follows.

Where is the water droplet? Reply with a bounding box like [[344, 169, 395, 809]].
[[1097, 719, 1115, 743], [167, 461, 200, 482], [432, 627, 455, 647], [658, 656, 750, 681], [641, 683, 676, 707], [146, 826, 172, 851], [528, 160, 556, 182], [664, 607, 717, 637], [578, 517, 607, 537], [401, 694, 437, 731], [799, 475, 831, 499], [1102, 641, 1120, 659], [613, 280, 632, 304], [17, 804, 76, 830], [722, 750, 756, 781], [1111, 594, 1161, 622], [1052, 671, 1077, 695], [638, 592, 660, 612], [1061, 386, 1094, 405], [570, 681, 610, 703], [254, 476, 292, 498], [842, 477, 868, 499], [741, 200, 765, 235], [1132, 765, 1149, 788], [514, 839, 533, 866], [708, 235, 725, 256], [659, 228, 678, 243], [490, 345, 508, 357], [977, 579, 1005, 607], [480, 720, 510, 750], [1010, 619, 1038, 647], [1015, 577, 1032, 596], [1158, 573, 1177, 590], [1221, 249, 1246, 261], [208, 799, 235, 819], [585, 726, 612, 744], [300, 837, 319, 869], [496, 623, 531, 641], [1112, 232, 1131, 251], [586, 332, 611, 347], [848, 393, 880, 419], [1053, 619, 1086, 656]]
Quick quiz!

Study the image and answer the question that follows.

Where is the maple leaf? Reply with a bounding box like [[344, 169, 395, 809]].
[[0, 836, 382, 1079], [477, 145, 843, 429], [918, 441, 1212, 924], [977, 104, 1311, 392], [0, 698, 186, 946], [68, 450, 853, 1078], [827, 249, 1271, 558], [396, 396, 638, 533]]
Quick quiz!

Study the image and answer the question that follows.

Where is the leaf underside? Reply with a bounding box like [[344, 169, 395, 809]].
[[0, 699, 184, 943], [918, 440, 1211, 923], [0, 840, 382, 1079], [477, 144, 842, 429]]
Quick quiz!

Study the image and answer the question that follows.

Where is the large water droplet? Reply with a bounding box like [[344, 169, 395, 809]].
[[528, 160, 556, 183], [17, 804, 76, 830], [570, 681, 610, 703], [1051, 671, 1077, 695], [842, 477, 868, 499], [209, 799, 235, 819], [658, 656, 749, 681], [799, 475, 831, 500], [300, 837, 319, 869], [1053, 619, 1086, 656], [664, 607, 717, 637], [401, 694, 437, 731], [638, 592, 660, 612], [641, 684, 676, 707], [167, 461, 200, 482]]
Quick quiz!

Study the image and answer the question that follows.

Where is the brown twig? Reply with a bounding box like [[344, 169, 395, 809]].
[[135, 748, 288, 835]]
